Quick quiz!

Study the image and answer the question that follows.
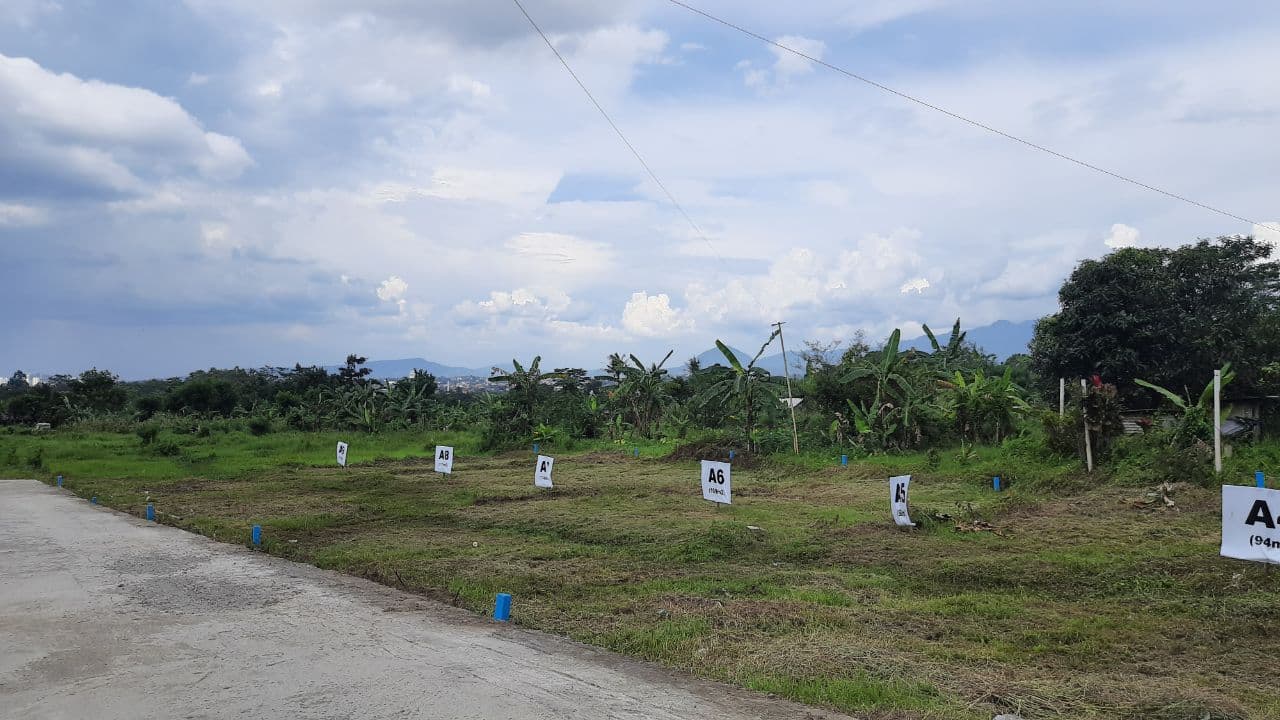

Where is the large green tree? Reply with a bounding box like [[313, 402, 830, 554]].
[[1031, 236, 1280, 401]]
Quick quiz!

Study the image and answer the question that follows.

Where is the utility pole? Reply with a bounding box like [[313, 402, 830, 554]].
[[773, 321, 800, 454]]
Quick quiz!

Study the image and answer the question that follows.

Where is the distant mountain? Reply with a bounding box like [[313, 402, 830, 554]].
[[324, 358, 492, 380], [900, 319, 1035, 360]]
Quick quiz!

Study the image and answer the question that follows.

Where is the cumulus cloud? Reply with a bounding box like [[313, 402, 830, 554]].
[[376, 276, 410, 314], [0, 53, 251, 197], [454, 288, 572, 321], [1104, 223, 1141, 249], [900, 277, 931, 294], [622, 292, 693, 337]]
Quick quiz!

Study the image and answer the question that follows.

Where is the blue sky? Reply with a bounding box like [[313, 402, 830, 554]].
[[2, 0, 1279, 379]]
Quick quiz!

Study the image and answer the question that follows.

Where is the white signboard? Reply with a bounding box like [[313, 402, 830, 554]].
[[336, 441, 348, 467], [534, 455, 554, 488], [434, 445, 454, 474], [700, 460, 731, 504], [1222, 485, 1280, 564], [890, 475, 914, 527]]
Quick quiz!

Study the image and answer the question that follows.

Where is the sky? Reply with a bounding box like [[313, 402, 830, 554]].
[[2, 0, 1279, 379]]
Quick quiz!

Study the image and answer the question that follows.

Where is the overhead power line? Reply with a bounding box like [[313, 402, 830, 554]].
[[666, 0, 1280, 236], [510, 0, 725, 263]]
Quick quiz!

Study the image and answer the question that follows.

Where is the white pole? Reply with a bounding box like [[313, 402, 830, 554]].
[[1214, 369, 1222, 474], [1081, 378, 1093, 473], [1059, 378, 1065, 417], [773, 321, 800, 454]]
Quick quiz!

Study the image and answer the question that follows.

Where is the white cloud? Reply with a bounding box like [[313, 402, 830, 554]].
[[0, 203, 48, 227], [900, 277, 930, 294], [200, 222, 237, 253], [740, 35, 827, 91], [376, 276, 408, 302], [839, 0, 953, 32], [1104, 223, 1141, 249], [622, 292, 693, 337], [0, 53, 252, 194], [455, 287, 571, 320]]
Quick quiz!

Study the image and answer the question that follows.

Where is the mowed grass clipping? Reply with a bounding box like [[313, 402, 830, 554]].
[[4, 430, 1279, 720]]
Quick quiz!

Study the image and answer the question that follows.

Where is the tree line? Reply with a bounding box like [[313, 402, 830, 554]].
[[3, 236, 1276, 466]]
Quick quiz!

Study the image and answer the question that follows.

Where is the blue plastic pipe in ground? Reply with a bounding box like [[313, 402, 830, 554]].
[[56, 475, 63, 487], [1258, 471, 1266, 489], [840, 455, 848, 466], [729, 450, 735, 460], [532, 443, 539, 453], [994, 476, 1002, 492], [252, 525, 262, 546], [493, 593, 512, 622], [146, 503, 155, 521], [90, 496, 97, 505]]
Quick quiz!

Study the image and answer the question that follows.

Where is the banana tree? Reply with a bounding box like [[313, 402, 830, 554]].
[[1136, 363, 1235, 447], [697, 331, 782, 450], [921, 318, 968, 373], [488, 356, 567, 438], [940, 367, 1028, 443], [617, 350, 674, 438]]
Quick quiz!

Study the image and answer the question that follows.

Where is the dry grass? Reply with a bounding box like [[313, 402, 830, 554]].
[[44, 447, 1280, 720]]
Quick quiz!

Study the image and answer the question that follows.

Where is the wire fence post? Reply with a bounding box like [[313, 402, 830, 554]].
[[1081, 378, 1093, 473], [1214, 369, 1222, 474]]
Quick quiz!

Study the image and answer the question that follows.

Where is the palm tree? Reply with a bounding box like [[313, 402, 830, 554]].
[[698, 331, 782, 450]]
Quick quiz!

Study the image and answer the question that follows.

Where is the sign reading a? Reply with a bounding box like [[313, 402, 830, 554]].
[[890, 475, 914, 527], [336, 441, 348, 467], [534, 455, 554, 488], [434, 445, 454, 474], [700, 460, 732, 504], [1222, 485, 1280, 564]]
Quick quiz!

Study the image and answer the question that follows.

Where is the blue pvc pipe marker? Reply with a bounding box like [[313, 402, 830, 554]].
[[532, 443, 539, 453], [729, 450, 735, 460], [840, 454, 848, 466], [146, 503, 155, 522], [252, 525, 262, 546], [1258, 471, 1266, 489], [493, 592, 512, 622], [90, 496, 97, 505], [993, 476, 1002, 492], [634, 447, 639, 457], [56, 475, 63, 487]]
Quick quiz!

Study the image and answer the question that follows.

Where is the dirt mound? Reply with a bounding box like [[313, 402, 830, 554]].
[[663, 440, 763, 469]]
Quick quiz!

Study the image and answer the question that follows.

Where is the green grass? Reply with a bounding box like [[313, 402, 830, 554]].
[[2, 427, 1278, 719]]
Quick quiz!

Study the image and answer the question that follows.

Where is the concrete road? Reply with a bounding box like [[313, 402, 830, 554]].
[[0, 480, 849, 720]]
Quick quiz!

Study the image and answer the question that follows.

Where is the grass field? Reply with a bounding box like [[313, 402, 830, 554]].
[[3, 429, 1278, 719]]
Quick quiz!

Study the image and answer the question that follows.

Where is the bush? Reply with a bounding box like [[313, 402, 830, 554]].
[[247, 416, 272, 436], [152, 439, 182, 457], [136, 423, 160, 446]]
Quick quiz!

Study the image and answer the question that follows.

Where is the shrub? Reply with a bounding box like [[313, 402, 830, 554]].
[[152, 439, 182, 457], [136, 423, 160, 446], [247, 416, 272, 436]]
